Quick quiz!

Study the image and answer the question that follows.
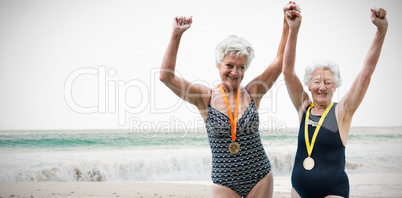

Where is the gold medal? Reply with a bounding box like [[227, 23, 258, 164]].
[[304, 102, 334, 170], [303, 157, 315, 170], [228, 142, 240, 155]]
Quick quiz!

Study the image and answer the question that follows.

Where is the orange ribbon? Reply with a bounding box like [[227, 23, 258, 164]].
[[219, 84, 241, 142]]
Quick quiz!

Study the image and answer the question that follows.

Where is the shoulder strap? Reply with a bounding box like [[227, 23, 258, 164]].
[[244, 88, 254, 102], [208, 89, 212, 107]]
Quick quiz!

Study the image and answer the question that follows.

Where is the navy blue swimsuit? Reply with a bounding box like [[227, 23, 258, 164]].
[[292, 103, 349, 197], [205, 89, 271, 197]]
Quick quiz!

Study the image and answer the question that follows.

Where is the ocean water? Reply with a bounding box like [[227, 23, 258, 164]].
[[0, 127, 401, 182]]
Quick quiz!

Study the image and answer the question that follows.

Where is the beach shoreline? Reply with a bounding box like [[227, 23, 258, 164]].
[[0, 174, 400, 198]]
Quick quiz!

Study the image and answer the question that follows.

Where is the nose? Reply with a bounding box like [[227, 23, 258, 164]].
[[231, 67, 238, 76], [318, 82, 326, 91]]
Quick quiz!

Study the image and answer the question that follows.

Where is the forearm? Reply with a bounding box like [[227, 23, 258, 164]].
[[263, 18, 289, 80], [283, 29, 299, 76], [338, 8, 388, 117], [282, 29, 306, 110], [340, 30, 387, 116], [276, 18, 289, 59], [160, 30, 183, 82], [361, 29, 387, 78]]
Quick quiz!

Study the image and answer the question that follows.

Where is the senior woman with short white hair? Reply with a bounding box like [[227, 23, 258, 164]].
[[282, 6, 388, 198], [160, 2, 300, 198]]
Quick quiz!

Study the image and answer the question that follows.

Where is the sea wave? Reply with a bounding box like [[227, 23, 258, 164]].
[[0, 149, 212, 182], [1, 145, 398, 182], [0, 127, 401, 182]]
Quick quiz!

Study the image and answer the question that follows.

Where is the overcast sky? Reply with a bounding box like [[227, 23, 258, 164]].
[[0, 0, 401, 130]]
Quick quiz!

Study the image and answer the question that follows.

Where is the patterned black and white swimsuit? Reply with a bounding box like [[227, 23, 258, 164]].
[[205, 89, 271, 197]]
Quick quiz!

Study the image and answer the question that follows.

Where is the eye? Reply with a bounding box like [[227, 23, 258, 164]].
[[325, 81, 332, 85], [226, 64, 233, 68], [238, 66, 245, 70]]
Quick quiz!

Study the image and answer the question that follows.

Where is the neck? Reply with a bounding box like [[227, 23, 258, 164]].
[[220, 83, 240, 94], [312, 101, 332, 115]]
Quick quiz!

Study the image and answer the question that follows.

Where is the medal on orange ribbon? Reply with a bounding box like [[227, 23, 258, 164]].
[[228, 141, 240, 154], [304, 102, 334, 170], [219, 84, 241, 155]]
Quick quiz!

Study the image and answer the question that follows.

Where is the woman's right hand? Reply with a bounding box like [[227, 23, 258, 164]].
[[284, 2, 302, 32], [173, 16, 192, 34], [283, 1, 301, 16]]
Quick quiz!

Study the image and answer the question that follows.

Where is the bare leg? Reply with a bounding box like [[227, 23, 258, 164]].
[[291, 189, 344, 198], [212, 184, 241, 198], [246, 172, 273, 198], [291, 188, 301, 198]]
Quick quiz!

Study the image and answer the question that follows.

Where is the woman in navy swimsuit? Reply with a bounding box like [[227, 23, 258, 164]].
[[282, 6, 388, 198], [160, 2, 300, 197]]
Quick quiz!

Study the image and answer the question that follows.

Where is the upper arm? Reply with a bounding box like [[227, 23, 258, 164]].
[[338, 70, 371, 122], [336, 71, 371, 146], [247, 18, 289, 105], [160, 75, 211, 114], [246, 58, 283, 105], [283, 69, 310, 115]]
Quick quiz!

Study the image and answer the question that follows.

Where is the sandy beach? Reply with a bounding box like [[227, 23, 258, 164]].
[[0, 181, 212, 198], [0, 174, 401, 198], [0, 178, 288, 198]]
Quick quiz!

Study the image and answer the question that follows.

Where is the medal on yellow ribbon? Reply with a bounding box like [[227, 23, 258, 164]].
[[304, 102, 334, 170], [219, 84, 241, 155]]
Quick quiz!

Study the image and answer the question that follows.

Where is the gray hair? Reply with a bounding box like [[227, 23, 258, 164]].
[[303, 59, 342, 88], [215, 35, 255, 70]]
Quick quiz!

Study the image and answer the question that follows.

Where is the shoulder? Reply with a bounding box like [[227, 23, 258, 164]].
[[193, 85, 211, 110], [297, 100, 312, 123]]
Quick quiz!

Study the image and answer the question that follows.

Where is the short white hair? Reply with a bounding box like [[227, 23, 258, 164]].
[[215, 35, 255, 70], [304, 59, 342, 88]]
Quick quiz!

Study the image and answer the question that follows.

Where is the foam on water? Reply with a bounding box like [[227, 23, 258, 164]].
[[0, 149, 212, 182], [0, 127, 401, 182]]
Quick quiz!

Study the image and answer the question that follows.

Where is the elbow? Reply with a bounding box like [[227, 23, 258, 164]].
[[159, 73, 167, 82], [359, 70, 373, 85], [282, 67, 293, 77], [273, 57, 283, 68], [353, 73, 372, 91], [360, 75, 372, 88], [283, 73, 291, 83], [159, 74, 169, 83], [159, 73, 173, 84], [282, 69, 298, 84]]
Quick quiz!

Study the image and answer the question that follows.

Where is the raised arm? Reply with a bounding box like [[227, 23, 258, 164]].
[[282, 4, 309, 120], [160, 16, 210, 118], [246, 2, 300, 107], [338, 8, 388, 127]]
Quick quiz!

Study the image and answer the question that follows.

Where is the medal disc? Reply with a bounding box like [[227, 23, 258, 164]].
[[228, 142, 240, 154], [303, 157, 315, 170]]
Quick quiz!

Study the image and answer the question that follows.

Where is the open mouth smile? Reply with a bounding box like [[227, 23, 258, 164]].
[[227, 75, 238, 80]]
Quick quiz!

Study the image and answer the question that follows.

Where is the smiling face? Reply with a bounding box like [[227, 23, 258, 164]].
[[217, 52, 246, 91], [308, 68, 336, 106]]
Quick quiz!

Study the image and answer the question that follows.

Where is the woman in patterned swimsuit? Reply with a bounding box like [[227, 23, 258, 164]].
[[160, 2, 300, 197]]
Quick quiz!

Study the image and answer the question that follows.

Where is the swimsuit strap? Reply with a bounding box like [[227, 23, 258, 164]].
[[244, 88, 254, 102], [208, 89, 212, 107]]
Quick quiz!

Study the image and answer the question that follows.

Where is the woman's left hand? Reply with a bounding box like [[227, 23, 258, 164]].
[[285, 9, 302, 32]]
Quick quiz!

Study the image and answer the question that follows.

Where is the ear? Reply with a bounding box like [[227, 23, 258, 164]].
[[216, 62, 220, 69]]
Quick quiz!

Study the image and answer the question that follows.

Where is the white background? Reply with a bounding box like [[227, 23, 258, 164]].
[[1, 0, 401, 130]]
